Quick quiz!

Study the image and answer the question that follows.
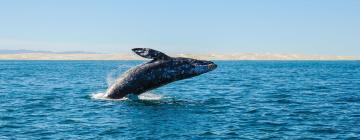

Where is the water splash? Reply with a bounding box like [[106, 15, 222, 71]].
[[91, 92, 128, 101], [107, 63, 138, 86], [91, 92, 164, 101], [106, 66, 121, 87], [138, 92, 164, 100]]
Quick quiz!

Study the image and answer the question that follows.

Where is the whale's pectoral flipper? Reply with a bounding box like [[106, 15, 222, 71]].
[[132, 48, 170, 60]]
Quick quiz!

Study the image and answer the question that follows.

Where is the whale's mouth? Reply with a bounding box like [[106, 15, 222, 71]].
[[208, 63, 217, 71], [193, 62, 217, 74]]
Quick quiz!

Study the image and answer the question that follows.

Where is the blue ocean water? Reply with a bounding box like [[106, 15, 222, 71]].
[[0, 60, 360, 139]]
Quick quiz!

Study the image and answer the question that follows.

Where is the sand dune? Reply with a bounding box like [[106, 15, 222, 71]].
[[0, 53, 359, 60]]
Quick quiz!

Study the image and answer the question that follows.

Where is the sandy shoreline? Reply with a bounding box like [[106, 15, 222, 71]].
[[0, 53, 359, 60]]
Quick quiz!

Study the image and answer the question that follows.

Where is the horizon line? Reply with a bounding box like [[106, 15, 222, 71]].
[[1, 49, 360, 57], [1, 52, 359, 60]]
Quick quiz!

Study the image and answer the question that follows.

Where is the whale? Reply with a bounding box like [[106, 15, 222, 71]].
[[105, 48, 217, 99]]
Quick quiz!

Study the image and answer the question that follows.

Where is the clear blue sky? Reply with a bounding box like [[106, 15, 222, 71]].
[[0, 0, 359, 55]]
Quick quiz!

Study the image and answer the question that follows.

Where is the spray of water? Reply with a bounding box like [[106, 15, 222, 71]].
[[106, 65, 128, 87], [91, 92, 128, 101], [91, 92, 163, 101], [138, 92, 164, 100]]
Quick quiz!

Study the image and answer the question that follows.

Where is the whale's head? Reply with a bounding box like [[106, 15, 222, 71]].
[[172, 57, 217, 77], [132, 48, 217, 79]]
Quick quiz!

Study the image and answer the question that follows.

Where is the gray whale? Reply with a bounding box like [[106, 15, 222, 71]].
[[105, 48, 217, 99]]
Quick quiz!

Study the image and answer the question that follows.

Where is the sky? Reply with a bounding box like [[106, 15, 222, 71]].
[[0, 0, 359, 55]]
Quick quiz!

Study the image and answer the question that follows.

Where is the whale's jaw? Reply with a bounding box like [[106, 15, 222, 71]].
[[208, 63, 217, 71]]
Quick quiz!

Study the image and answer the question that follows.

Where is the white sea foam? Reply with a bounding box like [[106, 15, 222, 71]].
[[138, 92, 164, 100], [91, 92, 128, 101], [91, 92, 163, 101]]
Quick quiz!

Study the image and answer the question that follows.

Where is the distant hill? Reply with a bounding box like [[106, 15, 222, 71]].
[[0, 49, 98, 54], [0, 49, 359, 60]]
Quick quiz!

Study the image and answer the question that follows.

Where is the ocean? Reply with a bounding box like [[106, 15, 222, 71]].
[[0, 60, 359, 139]]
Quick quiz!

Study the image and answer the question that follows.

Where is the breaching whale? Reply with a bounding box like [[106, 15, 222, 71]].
[[105, 48, 217, 99]]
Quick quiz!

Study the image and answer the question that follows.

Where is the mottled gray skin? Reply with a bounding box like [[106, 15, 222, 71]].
[[105, 48, 217, 99]]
